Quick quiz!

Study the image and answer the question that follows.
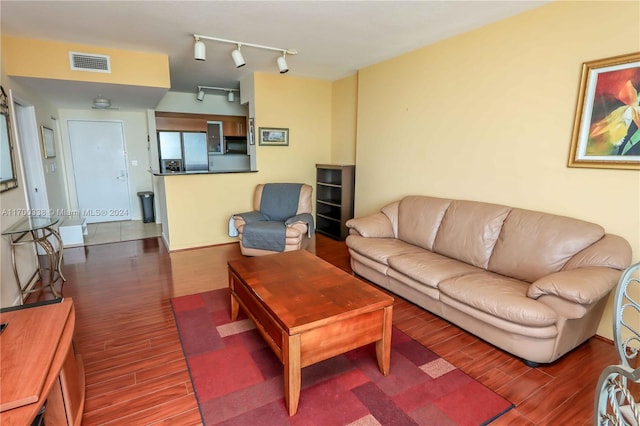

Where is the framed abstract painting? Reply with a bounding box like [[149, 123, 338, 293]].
[[568, 52, 640, 170]]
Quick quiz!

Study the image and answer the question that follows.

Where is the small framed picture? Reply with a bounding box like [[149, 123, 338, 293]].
[[259, 127, 288, 146], [41, 125, 56, 158], [248, 117, 255, 145]]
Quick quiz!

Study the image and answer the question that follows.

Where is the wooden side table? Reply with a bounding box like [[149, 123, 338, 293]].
[[0, 298, 85, 425]]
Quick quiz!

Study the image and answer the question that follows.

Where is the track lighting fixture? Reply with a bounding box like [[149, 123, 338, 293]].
[[231, 44, 246, 68], [193, 34, 297, 73], [194, 36, 206, 61], [196, 86, 239, 102], [277, 53, 288, 74]]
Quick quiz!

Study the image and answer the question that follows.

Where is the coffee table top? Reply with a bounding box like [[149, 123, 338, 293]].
[[228, 250, 394, 334]]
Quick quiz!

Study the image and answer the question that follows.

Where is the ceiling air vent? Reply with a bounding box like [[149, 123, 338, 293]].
[[69, 52, 111, 73]]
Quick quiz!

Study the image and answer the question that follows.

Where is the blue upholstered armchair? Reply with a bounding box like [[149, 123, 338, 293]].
[[231, 183, 314, 256]]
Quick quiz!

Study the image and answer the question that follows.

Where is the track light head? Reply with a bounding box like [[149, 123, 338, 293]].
[[194, 36, 206, 61], [277, 54, 288, 74], [231, 45, 246, 68], [196, 90, 205, 101], [227, 91, 235, 102]]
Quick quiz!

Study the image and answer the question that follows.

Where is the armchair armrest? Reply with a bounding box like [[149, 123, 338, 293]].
[[527, 267, 622, 305], [232, 211, 265, 235], [346, 212, 394, 238], [285, 213, 315, 237], [234, 211, 264, 224]]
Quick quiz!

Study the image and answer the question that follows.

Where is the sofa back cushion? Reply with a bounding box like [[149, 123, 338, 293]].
[[488, 208, 605, 282], [398, 196, 452, 251], [432, 200, 510, 269]]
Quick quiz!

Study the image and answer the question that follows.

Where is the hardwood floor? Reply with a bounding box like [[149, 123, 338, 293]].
[[31, 234, 616, 424]]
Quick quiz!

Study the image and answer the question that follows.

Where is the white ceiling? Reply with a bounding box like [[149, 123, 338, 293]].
[[1, 0, 548, 110]]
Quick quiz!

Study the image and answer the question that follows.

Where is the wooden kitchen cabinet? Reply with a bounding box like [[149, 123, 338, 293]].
[[223, 118, 246, 137], [155, 112, 246, 137]]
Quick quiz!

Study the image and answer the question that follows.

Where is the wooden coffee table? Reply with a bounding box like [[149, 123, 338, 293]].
[[228, 250, 394, 416]]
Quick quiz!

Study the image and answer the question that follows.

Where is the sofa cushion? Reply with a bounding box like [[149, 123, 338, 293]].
[[439, 273, 558, 327], [345, 235, 424, 265], [432, 200, 510, 269], [398, 196, 452, 251], [387, 251, 483, 289], [488, 208, 605, 283], [349, 249, 389, 276]]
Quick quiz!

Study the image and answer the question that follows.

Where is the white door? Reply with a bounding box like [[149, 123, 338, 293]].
[[68, 120, 131, 223]]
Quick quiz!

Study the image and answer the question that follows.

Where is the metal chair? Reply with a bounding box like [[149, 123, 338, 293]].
[[595, 262, 640, 425]]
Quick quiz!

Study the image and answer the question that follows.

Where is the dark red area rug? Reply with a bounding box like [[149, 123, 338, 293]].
[[171, 288, 513, 425]]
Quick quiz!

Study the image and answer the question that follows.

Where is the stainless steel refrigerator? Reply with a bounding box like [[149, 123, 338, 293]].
[[158, 131, 208, 172]]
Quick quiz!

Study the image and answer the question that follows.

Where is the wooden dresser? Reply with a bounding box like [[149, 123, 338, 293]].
[[0, 298, 84, 425]]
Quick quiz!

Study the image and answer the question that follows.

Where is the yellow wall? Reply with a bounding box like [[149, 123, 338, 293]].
[[164, 73, 332, 250], [356, 1, 640, 338], [331, 74, 358, 164], [253, 72, 332, 178], [3, 36, 170, 88]]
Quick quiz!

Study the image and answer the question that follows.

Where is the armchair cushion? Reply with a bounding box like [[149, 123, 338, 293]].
[[243, 221, 287, 252]]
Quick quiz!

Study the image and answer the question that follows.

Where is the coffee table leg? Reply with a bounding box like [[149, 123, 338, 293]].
[[284, 333, 301, 416], [376, 305, 393, 375], [229, 272, 239, 321], [230, 294, 239, 321]]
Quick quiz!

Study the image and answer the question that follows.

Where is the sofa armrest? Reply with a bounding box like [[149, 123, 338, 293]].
[[527, 267, 622, 305], [345, 212, 394, 238]]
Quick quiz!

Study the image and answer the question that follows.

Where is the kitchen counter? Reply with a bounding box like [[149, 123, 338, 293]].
[[150, 169, 255, 176], [150, 169, 259, 251]]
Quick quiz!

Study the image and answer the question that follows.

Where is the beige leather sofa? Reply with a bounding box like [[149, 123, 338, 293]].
[[233, 184, 314, 256], [345, 196, 632, 365]]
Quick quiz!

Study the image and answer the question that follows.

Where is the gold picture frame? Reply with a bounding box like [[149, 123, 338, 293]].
[[568, 52, 640, 170], [41, 125, 56, 159], [259, 127, 289, 146]]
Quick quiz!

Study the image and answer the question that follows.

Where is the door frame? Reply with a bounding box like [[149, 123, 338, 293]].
[[67, 119, 132, 223]]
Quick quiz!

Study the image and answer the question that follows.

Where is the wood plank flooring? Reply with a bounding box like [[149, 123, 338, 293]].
[[30, 234, 617, 425]]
